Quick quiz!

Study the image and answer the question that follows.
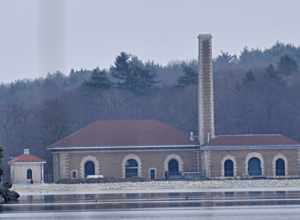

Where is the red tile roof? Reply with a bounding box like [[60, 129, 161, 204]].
[[209, 134, 299, 146], [11, 154, 44, 163], [50, 120, 193, 148]]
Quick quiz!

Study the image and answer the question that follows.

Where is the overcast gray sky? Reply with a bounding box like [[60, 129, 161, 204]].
[[1, 0, 300, 82]]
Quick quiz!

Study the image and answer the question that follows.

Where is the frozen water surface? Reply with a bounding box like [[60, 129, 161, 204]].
[[2, 206, 300, 220], [2, 191, 300, 219]]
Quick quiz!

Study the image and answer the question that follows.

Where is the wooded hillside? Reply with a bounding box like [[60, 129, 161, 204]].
[[1, 43, 300, 181]]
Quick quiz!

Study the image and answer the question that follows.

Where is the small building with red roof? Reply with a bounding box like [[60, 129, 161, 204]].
[[9, 149, 46, 184]]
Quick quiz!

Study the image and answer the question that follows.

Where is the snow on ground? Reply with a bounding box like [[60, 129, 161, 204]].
[[12, 179, 300, 196]]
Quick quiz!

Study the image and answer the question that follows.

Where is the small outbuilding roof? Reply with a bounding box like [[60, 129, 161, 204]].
[[208, 134, 299, 146], [49, 120, 194, 149], [10, 154, 44, 163]]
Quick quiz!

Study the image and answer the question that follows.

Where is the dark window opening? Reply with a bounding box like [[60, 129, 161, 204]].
[[125, 159, 138, 178], [72, 171, 77, 179], [276, 159, 285, 176], [224, 159, 234, 177], [84, 161, 95, 177], [168, 159, 179, 176], [248, 157, 262, 176], [149, 169, 156, 180], [26, 168, 32, 179]]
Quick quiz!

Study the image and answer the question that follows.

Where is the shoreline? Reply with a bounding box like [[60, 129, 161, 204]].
[[14, 187, 300, 196], [12, 179, 300, 196]]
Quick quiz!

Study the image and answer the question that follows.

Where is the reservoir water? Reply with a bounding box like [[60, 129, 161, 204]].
[[2, 191, 300, 219]]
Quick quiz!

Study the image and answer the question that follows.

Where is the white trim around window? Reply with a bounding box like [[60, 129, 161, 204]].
[[245, 152, 264, 177], [272, 154, 288, 177], [79, 155, 100, 178], [122, 154, 142, 178], [221, 155, 237, 177], [164, 154, 184, 173]]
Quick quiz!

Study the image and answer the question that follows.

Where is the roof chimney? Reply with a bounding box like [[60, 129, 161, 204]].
[[198, 34, 215, 145], [24, 148, 30, 155]]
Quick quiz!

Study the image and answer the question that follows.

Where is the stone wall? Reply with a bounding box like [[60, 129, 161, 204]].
[[53, 149, 199, 180], [207, 149, 299, 178]]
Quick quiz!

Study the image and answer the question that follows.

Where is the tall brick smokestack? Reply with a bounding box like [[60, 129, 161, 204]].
[[198, 34, 215, 145]]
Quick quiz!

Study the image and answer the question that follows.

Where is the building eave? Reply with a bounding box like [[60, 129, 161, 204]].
[[201, 144, 300, 151], [9, 161, 46, 165], [48, 144, 200, 151]]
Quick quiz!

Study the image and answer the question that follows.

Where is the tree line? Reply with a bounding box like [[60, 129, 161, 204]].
[[1, 42, 300, 182]]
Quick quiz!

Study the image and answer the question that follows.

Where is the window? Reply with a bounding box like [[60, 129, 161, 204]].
[[125, 159, 139, 178], [71, 170, 77, 179], [26, 168, 32, 179], [248, 157, 262, 176], [84, 161, 95, 177], [168, 159, 179, 176], [276, 159, 285, 176], [224, 159, 234, 177], [149, 168, 156, 180]]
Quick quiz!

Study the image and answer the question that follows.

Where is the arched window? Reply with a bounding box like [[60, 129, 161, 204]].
[[84, 161, 95, 177], [80, 156, 99, 178], [224, 159, 234, 177], [168, 159, 179, 176], [248, 157, 262, 176], [26, 168, 32, 179], [276, 159, 285, 176], [125, 159, 139, 178]]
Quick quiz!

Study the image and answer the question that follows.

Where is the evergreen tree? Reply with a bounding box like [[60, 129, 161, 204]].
[[265, 64, 281, 80], [277, 55, 298, 75], [215, 52, 237, 66], [243, 70, 256, 84], [176, 63, 198, 87], [111, 52, 131, 87], [85, 68, 112, 89], [111, 52, 159, 94], [264, 64, 278, 79]]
